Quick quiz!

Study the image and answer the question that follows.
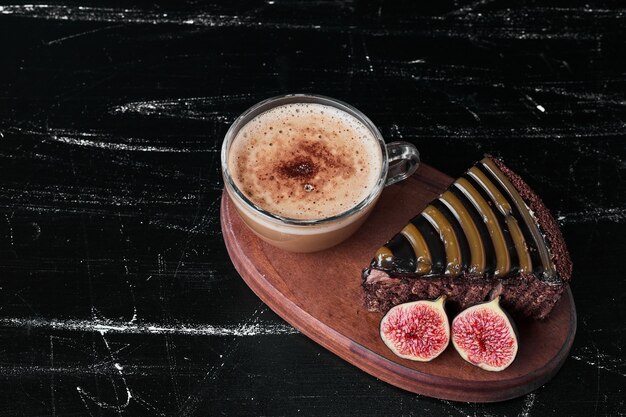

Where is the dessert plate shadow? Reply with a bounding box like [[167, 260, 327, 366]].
[[220, 164, 577, 403]]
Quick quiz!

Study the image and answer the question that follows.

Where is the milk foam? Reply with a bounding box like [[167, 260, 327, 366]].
[[228, 103, 382, 220]]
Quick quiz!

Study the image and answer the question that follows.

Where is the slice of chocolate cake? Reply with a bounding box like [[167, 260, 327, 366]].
[[362, 156, 572, 320]]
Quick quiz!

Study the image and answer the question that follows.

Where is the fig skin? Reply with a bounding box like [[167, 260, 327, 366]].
[[379, 296, 450, 362], [451, 296, 519, 372]]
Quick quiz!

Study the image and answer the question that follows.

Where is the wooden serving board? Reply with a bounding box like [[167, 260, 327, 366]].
[[220, 164, 577, 403]]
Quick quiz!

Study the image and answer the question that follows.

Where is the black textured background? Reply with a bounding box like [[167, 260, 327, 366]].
[[0, 1, 625, 416]]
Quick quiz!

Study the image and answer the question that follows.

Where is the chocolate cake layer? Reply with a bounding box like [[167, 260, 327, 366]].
[[362, 156, 572, 320]]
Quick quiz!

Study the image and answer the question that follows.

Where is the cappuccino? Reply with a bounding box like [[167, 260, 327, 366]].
[[228, 103, 382, 220]]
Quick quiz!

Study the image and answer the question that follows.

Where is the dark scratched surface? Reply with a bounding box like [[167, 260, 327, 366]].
[[0, 1, 625, 416]]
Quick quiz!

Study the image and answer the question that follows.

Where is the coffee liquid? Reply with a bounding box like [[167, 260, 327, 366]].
[[229, 103, 382, 220]]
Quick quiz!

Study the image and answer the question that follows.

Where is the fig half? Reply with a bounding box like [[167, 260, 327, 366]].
[[379, 296, 450, 361], [451, 296, 519, 371]]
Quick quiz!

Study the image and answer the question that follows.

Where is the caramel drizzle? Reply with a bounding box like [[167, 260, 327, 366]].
[[480, 158, 555, 278], [439, 190, 486, 274], [422, 205, 462, 276], [374, 246, 394, 270], [370, 158, 556, 281], [467, 167, 532, 273], [400, 223, 432, 274], [454, 178, 510, 277]]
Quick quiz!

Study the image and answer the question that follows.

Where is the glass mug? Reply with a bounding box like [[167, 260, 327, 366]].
[[221, 94, 419, 253]]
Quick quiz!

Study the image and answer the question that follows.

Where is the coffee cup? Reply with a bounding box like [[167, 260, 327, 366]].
[[221, 94, 419, 252]]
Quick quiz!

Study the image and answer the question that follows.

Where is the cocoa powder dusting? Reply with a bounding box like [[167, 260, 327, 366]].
[[273, 140, 355, 186], [277, 157, 318, 180]]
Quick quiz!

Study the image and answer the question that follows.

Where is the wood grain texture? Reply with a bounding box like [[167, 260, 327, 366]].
[[221, 164, 577, 402]]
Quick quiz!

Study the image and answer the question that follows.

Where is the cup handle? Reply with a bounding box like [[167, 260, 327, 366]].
[[384, 141, 420, 186]]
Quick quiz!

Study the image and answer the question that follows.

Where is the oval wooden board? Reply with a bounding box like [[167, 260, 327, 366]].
[[220, 164, 577, 403]]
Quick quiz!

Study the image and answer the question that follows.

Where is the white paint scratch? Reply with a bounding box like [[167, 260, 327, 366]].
[[0, 317, 299, 337], [518, 393, 536, 417], [362, 39, 375, 73], [110, 95, 253, 121], [147, 220, 213, 235], [523, 94, 547, 114], [133, 392, 167, 416], [0, 4, 621, 40], [0, 4, 347, 33], [0, 4, 248, 26], [49, 336, 57, 417], [570, 352, 626, 378], [76, 332, 132, 412], [557, 206, 626, 224], [49, 132, 215, 153], [46, 24, 123, 45], [390, 124, 404, 139], [445, 0, 497, 17]]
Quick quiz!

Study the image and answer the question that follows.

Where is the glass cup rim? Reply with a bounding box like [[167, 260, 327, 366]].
[[221, 93, 389, 226]]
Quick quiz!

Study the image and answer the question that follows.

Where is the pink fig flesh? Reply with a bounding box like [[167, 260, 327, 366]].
[[451, 297, 518, 371], [380, 296, 450, 362]]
